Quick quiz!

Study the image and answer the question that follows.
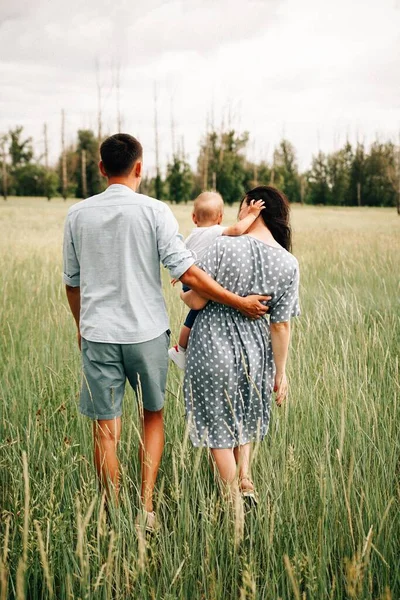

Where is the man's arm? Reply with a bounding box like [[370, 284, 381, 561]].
[[180, 265, 269, 319], [222, 199, 264, 237], [63, 214, 82, 348], [66, 285, 81, 349], [156, 204, 269, 319]]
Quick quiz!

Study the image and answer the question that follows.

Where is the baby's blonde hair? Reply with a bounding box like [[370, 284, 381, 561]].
[[193, 192, 224, 224]]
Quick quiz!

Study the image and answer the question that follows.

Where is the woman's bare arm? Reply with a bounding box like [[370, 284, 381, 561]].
[[270, 321, 291, 405]]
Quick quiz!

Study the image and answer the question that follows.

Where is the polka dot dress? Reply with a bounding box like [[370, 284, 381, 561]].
[[183, 235, 300, 449]]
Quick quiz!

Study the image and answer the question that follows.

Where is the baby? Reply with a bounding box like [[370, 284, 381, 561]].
[[168, 191, 264, 369]]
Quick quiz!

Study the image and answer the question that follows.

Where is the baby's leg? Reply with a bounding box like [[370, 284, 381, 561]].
[[181, 309, 199, 349], [178, 325, 191, 350]]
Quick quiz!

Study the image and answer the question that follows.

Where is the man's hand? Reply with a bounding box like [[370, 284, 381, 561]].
[[274, 372, 288, 406], [238, 295, 270, 319], [77, 331, 82, 351]]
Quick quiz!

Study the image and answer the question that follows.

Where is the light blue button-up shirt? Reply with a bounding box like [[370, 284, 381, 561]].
[[63, 184, 195, 344]]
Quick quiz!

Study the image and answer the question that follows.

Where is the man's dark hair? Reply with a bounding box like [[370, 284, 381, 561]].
[[100, 134, 143, 177]]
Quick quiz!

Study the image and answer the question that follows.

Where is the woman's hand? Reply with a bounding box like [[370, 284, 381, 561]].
[[274, 372, 288, 406]]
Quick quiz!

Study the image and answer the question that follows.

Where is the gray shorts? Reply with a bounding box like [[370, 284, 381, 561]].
[[80, 331, 170, 420]]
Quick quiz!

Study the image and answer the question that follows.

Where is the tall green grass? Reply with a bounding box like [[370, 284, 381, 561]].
[[0, 199, 399, 599]]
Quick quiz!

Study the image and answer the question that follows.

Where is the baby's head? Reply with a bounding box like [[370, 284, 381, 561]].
[[192, 192, 224, 227]]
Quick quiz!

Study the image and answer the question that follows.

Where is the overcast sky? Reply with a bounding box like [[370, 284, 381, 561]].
[[1, 0, 399, 174]]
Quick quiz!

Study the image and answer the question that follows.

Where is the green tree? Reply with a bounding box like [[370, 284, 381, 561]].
[[75, 130, 104, 198], [327, 142, 353, 205], [274, 139, 301, 202], [9, 126, 33, 167], [198, 130, 249, 204], [244, 160, 272, 192], [349, 143, 366, 206], [12, 163, 59, 197], [154, 172, 164, 200], [166, 154, 193, 203], [57, 145, 78, 198], [306, 152, 330, 204], [363, 142, 397, 207]]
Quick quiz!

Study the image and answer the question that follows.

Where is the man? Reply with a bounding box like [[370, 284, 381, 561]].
[[63, 133, 268, 530]]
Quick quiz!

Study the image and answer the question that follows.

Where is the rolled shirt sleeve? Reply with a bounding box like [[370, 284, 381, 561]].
[[63, 216, 80, 287], [157, 204, 195, 279]]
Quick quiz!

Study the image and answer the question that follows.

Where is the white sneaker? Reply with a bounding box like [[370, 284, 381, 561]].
[[168, 345, 186, 370]]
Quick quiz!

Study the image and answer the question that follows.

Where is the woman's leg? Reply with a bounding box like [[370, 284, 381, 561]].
[[211, 448, 244, 539], [211, 448, 237, 486], [233, 443, 254, 492]]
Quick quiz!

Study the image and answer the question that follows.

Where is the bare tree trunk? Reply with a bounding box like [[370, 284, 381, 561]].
[[300, 176, 305, 205], [154, 83, 160, 171], [203, 115, 209, 190], [61, 110, 67, 201], [203, 144, 209, 190], [1, 138, 7, 201], [96, 59, 103, 145], [212, 171, 216, 191], [154, 83, 162, 199], [96, 60, 104, 191], [397, 141, 400, 215], [170, 97, 176, 157], [43, 123, 51, 201], [357, 182, 361, 207], [116, 62, 122, 133], [44, 123, 49, 170], [81, 150, 88, 199]]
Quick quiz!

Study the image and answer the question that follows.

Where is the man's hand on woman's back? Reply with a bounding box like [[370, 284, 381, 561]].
[[237, 295, 270, 319]]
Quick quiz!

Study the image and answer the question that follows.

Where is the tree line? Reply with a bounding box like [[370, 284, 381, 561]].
[[1, 125, 399, 210]]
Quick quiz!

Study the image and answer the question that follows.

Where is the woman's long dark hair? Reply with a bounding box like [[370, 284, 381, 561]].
[[242, 185, 292, 252]]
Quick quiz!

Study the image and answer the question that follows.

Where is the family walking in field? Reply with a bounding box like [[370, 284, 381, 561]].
[[63, 134, 300, 533]]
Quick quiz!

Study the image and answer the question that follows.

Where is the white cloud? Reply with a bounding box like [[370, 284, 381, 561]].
[[0, 0, 399, 174]]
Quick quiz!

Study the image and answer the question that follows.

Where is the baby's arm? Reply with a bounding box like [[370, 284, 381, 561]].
[[180, 289, 208, 310], [222, 199, 265, 236]]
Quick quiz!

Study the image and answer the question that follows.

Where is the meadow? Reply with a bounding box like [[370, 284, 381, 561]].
[[0, 197, 399, 600]]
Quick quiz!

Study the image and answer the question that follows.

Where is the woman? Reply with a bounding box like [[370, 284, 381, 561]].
[[182, 186, 300, 503]]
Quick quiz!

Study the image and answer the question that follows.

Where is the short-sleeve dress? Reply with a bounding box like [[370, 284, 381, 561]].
[[183, 235, 300, 448]]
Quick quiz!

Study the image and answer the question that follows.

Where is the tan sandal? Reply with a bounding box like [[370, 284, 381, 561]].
[[135, 510, 158, 534], [239, 477, 258, 507]]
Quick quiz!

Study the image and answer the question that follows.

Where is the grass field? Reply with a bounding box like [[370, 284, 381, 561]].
[[0, 197, 399, 600]]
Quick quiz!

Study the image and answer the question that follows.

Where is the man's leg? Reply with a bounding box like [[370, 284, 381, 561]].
[[139, 409, 164, 512], [80, 339, 125, 502], [93, 417, 122, 502], [122, 331, 169, 515]]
